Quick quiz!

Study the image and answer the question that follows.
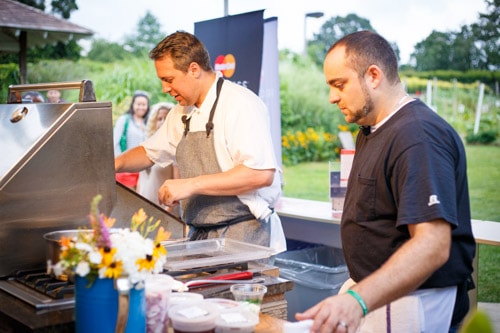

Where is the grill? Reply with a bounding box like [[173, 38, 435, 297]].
[[0, 81, 185, 310], [0, 269, 75, 311]]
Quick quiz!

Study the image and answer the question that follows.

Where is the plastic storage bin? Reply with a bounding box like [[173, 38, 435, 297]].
[[274, 245, 349, 321]]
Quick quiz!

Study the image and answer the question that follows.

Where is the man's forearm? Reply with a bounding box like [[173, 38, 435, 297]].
[[191, 164, 275, 196], [352, 219, 452, 313], [114, 146, 154, 173]]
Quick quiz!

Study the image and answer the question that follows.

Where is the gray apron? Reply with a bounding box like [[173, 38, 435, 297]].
[[176, 78, 270, 246]]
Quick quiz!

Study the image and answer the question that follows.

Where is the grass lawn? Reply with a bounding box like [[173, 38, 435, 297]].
[[282, 145, 500, 302]]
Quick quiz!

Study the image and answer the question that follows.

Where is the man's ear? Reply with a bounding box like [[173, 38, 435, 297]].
[[188, 62, 201, 78], [365, 64, 382, 89]]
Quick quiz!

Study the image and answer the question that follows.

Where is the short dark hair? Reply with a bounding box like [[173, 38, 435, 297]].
[[149, 31, 213, 73], [328, 30, 400, 84]]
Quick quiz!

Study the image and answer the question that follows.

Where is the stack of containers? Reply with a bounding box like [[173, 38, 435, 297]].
[[167, 297, 260, 333], [145, 274, 175, 333]]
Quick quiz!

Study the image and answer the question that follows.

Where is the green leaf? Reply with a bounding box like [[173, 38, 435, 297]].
[[459, 309, 494, 333]]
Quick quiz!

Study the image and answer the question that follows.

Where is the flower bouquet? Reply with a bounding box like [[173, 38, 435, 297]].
[[52, 194, 170, 285], [51, 194, 171, 333]]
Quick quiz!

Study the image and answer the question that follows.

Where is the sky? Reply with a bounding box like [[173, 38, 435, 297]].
[[70, 0, 488, 64]]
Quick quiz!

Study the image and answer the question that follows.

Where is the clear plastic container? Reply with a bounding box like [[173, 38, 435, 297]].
[[145, 274, 174, 333], [215, 308, 259, 333], [164, 238, 274, 271], [169, 292, 204, 307], [204, 298, 240, 312], [168, 301, 219, 333], [230, 284, 267, 314]]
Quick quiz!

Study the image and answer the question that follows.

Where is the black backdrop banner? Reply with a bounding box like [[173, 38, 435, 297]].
[[195, 10, 264, 94]]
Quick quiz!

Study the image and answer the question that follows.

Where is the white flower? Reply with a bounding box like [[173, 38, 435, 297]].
[[108, 230, 158, 284], [54, 196, 169, 286], [52, 261, 64, 277], [98, 266, 108, 279], [75, 241, 93, 253], [88, 250, 102, 265], [76, 261, 90, 277]]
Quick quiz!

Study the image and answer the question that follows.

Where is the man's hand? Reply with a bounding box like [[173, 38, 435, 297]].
[[295, 219, 451, 332], [157, 165, 275, 206], [296, 293, 364, 333], [158, 178, 192, 207]]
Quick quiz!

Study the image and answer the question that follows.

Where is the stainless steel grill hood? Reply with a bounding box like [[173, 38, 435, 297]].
[[0, 81, 185, 277]]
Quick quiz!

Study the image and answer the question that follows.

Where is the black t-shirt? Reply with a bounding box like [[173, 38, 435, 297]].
[[341, 99, 475, 289]]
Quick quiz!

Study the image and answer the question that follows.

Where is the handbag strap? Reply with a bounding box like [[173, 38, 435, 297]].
[[120, 115, 130, 152], [120, 115, 130, 153]]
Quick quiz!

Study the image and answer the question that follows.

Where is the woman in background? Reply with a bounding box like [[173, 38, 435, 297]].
[[113, 90, 150, 190]]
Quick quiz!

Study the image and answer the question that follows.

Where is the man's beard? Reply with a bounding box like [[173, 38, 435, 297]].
[[350, 83, 374, 124]]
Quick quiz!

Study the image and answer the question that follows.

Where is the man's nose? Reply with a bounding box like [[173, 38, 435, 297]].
[[161, 83, 171, 94], [329, 91, 340, 104]]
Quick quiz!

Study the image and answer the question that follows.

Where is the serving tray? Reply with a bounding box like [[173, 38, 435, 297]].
[[163, 238, 274, 271]]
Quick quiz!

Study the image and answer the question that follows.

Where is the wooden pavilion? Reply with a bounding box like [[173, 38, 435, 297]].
[[0, 0, 93, 83]]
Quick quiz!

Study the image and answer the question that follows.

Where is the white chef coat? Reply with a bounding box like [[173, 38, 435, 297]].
[[141, 73, 285, 253]]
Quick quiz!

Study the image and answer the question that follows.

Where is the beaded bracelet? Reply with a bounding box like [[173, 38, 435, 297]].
[[347, 289, 369, 316]]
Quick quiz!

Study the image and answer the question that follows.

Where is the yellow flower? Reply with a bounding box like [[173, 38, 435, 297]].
[[103, 215, 116, 228], [137, 254, 156, 271], [153, 242, 167, 259], [282, 136, 291, 149], [131, 208, 148, 229], [155, 226, 171, 243], [102, 261, 123, 279], [338, 124, 349, 132], [53, 195, 168, 286], [306, 128, 319, 142], [99, 247, 116, 267], [60, 236, 73, 249]]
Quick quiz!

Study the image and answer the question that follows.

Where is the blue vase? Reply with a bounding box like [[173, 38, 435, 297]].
[[75, 276, 146, 333]]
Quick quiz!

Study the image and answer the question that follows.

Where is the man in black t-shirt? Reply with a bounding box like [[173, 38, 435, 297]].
[[296, 31, 475, 333]]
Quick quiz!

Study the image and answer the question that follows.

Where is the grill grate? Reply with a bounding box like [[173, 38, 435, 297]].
[[15, 269, 74, 300]]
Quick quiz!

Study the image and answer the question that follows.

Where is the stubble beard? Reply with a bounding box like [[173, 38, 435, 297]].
[[350, 83, 374, 125]]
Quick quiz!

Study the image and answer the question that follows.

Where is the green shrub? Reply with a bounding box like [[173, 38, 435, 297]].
[[3, 56, 498, 154], [465, 130, 498, 144], [400, 69, 500, 87], [0, 63, 21, 103], [279, 56, 344, 134]]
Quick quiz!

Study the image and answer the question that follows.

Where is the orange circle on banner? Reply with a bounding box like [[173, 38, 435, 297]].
[[214, 54, 236, 78]]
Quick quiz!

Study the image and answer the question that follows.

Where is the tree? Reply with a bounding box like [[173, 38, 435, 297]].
[[307, 14, 400, 67], [412, 26, 486, 71], [412, 31, 454, 71], [451, 25, 487, 70], [471, 0, 500, 69], [123, 11, 165, 56], [18, 0, 45, 10], [87, 39, 130, 63], [411, 0, 498, 71], [50, 0, 78, 19], [16, 0, 78, 19]]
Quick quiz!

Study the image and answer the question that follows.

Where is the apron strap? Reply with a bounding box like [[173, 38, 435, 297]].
[[206, 77, 224, 137], [181, 77, 224, 138], [181, 115, 190, 136]]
